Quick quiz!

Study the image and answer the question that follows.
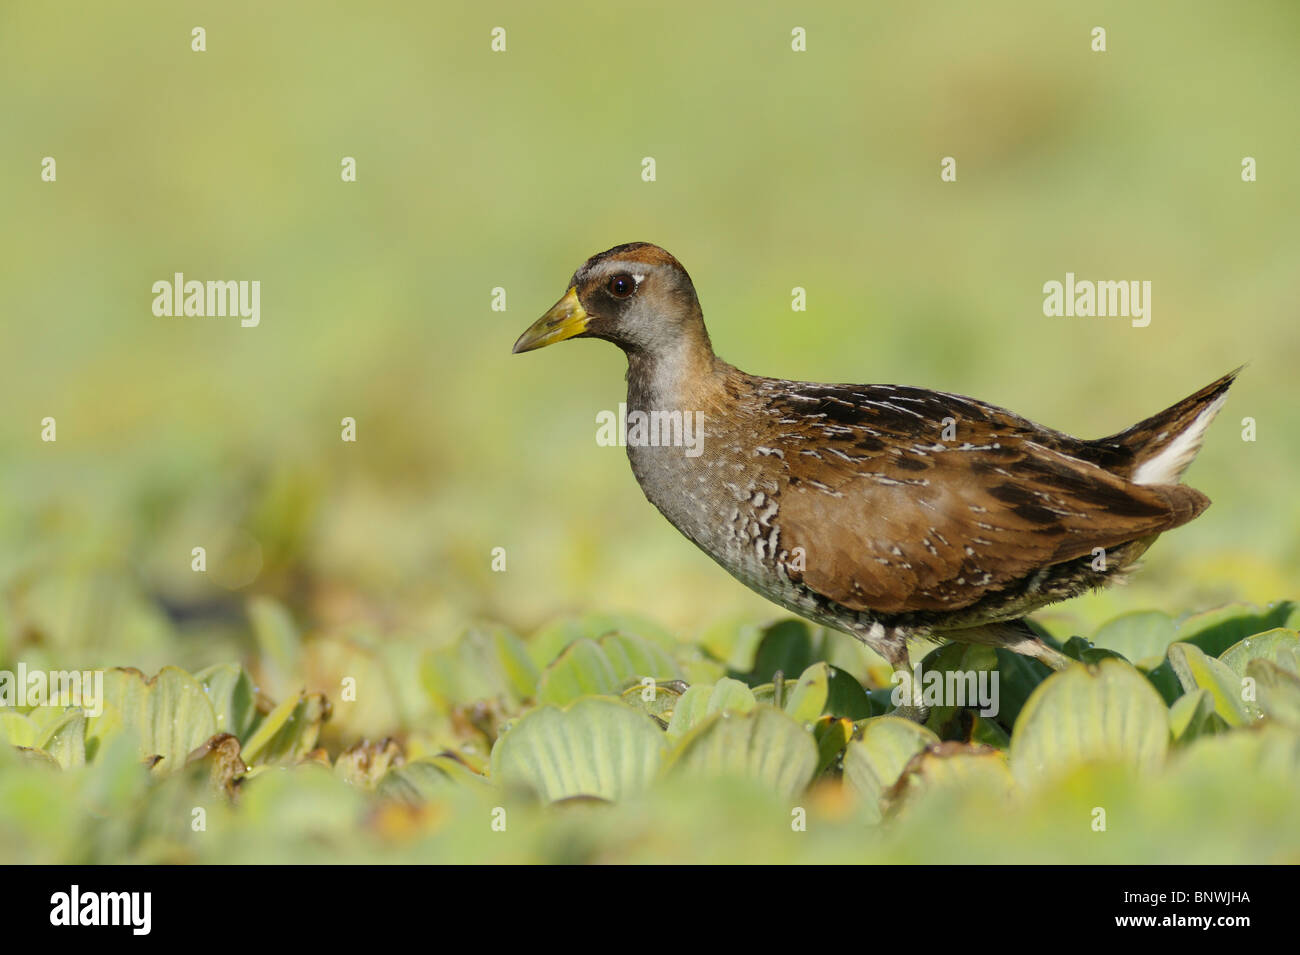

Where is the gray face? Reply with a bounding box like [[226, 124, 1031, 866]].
[[571, 251, 701, 355]]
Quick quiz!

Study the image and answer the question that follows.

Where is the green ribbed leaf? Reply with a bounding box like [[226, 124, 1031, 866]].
[[536, 632, 682, 705], [1169, 688, 1221, 744], [87, 667, 217, 772], [379, 755, 490, 804], [784, 662, 830, 724], [668, 705, 817, 798], [421, 625, 540, 711], [194, 663, 258, 741], [1010, 659, 1169, 787], [621, 680, 686, 723], [888, 743, 1015, 815], [1168, 642, 1253, 725], [1175, 602, 1296, 658], [36, 708, 85, 769], [843, 717, 939, 822], [1091, 611, 1177, 668], [1220, 629, 1300, 677], [240, 692, 328, 766], [491, 697, 667, 802], [665, 677, 756, 737], [527, 613, 678, 668], [1248, 659, 1300, 728]]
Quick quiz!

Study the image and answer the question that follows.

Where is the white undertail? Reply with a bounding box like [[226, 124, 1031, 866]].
[[1132, 392, 1228, 486]]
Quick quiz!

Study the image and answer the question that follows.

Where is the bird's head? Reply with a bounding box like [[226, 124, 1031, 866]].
[[512, 243, 706, 357]]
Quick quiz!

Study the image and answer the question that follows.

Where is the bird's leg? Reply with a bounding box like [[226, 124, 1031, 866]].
[[943, 618, 1074, 671], [885, 654, 931, 725], [852, 621, 930, 724]]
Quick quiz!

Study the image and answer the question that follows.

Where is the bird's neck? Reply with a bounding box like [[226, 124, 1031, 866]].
[[625, 325, 728, 412], [621, 326, 735, 547]]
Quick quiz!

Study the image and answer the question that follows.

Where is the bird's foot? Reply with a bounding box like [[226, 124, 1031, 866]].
[[889, 702, 931, 724]]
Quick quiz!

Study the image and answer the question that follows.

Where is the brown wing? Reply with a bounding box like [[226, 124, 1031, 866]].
[[755, 382, 1206, 614]]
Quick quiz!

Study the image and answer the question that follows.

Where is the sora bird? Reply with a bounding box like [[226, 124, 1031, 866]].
[[513, 242, 1237, 704]]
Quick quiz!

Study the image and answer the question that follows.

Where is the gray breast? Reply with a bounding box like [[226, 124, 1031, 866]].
[[625, 404, 791, 590]]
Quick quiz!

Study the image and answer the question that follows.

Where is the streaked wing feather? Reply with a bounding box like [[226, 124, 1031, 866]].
[[756, 382, 1202, 614]]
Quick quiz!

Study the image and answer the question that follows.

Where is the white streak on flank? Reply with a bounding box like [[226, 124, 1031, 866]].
[[1133, 393, 1227, 485]]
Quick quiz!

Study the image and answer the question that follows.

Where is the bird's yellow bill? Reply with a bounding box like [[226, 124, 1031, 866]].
[[512, 287, 588, 353]]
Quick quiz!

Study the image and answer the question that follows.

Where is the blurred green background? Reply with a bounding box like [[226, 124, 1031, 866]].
[[2, 0, 1297, 681]]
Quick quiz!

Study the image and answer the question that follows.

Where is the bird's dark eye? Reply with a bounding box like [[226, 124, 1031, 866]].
[[607, 274, 635, 298]]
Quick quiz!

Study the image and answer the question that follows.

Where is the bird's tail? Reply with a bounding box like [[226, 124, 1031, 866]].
[[1097, 367, 1241, 486]]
